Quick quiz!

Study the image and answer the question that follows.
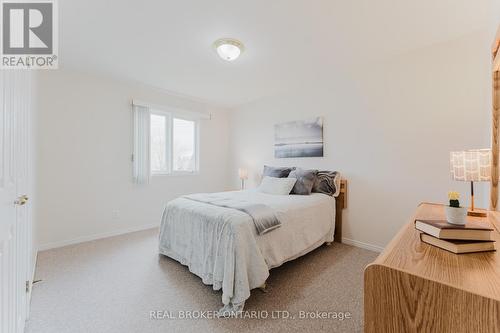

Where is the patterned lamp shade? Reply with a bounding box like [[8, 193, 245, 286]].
[[450, 149, 491, 182], [238, 168, 248, 180]]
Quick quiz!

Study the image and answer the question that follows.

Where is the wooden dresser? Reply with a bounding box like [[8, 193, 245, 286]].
[[364, 203, 500, 333]]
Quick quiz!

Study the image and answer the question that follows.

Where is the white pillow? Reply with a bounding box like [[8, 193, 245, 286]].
[[258, 176, 297, 195]]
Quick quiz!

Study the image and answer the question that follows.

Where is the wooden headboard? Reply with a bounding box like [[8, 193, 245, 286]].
[[334, 179, 347, 243]]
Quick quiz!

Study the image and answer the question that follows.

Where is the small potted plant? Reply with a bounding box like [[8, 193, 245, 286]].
[[445, 191, 467, 225]]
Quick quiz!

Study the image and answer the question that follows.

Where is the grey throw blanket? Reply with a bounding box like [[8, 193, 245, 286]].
[[183, 193, 281, 235]]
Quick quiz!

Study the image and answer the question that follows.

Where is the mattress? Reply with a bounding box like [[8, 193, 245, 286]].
[[240, 190, 336, 268], [158, 189, 336, 313]]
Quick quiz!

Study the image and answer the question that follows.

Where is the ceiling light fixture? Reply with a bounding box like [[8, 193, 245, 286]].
[[213, 38, 244, 61]]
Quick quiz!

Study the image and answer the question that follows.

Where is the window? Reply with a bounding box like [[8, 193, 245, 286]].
[[173, 118, 196, 172], [150, 110, 198, 175]]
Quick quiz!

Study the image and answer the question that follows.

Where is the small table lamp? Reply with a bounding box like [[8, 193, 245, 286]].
[[450, 149, 491, 217], [238, 168, 248, 190]]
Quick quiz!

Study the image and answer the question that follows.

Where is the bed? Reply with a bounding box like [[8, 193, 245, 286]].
[[158, 176, 346, 315]]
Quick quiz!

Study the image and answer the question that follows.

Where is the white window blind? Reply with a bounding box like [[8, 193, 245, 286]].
[[133, 104, 151, 184]]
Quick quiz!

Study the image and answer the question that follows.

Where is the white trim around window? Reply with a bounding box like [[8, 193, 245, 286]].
[[132, 99, 211, 120], [149, 109, 200, 176]]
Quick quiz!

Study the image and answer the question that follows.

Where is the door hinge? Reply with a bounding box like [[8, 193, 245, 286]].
[[26, 279, 42, 293]]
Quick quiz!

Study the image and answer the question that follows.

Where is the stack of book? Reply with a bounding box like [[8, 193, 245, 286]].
[[415, 219, 496, 254]]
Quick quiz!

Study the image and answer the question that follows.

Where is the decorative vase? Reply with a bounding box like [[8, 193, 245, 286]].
[[445, 206, 467, 225]]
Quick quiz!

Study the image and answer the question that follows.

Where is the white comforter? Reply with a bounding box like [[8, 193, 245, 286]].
[[158, 190, 336, 313]]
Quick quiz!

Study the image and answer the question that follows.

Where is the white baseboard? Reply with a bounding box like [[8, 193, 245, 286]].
[[38, 223, 159, 251], [38, 223, 383, 254], [342, 237, 385, 253]]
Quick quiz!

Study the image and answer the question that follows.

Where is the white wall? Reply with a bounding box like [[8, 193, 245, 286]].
[[35, 70, 230, 250], [229, 31, 493, 248]]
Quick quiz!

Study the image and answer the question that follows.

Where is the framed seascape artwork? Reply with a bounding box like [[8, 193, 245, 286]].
[[274, 117, 324, 158]]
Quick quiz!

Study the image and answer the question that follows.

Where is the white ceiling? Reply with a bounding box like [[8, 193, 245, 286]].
[[60, 0, 499, 107]]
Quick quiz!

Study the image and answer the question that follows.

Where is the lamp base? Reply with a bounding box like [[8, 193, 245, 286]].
[[467, 210, 487, 217]]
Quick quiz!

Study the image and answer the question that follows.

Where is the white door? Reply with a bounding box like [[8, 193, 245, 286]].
[[0, 70, 33, 333]]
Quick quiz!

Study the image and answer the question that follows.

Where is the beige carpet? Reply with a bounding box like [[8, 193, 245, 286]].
[[26, 228, 378, 333]]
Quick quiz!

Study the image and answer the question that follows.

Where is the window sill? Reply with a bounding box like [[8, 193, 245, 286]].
[[152, 171, 200, 177]]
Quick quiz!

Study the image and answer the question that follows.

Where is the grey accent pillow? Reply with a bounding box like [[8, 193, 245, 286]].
[[263, 165, 295, 178], [312, 171, 339, 196], [288, 168, 318, 195]]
